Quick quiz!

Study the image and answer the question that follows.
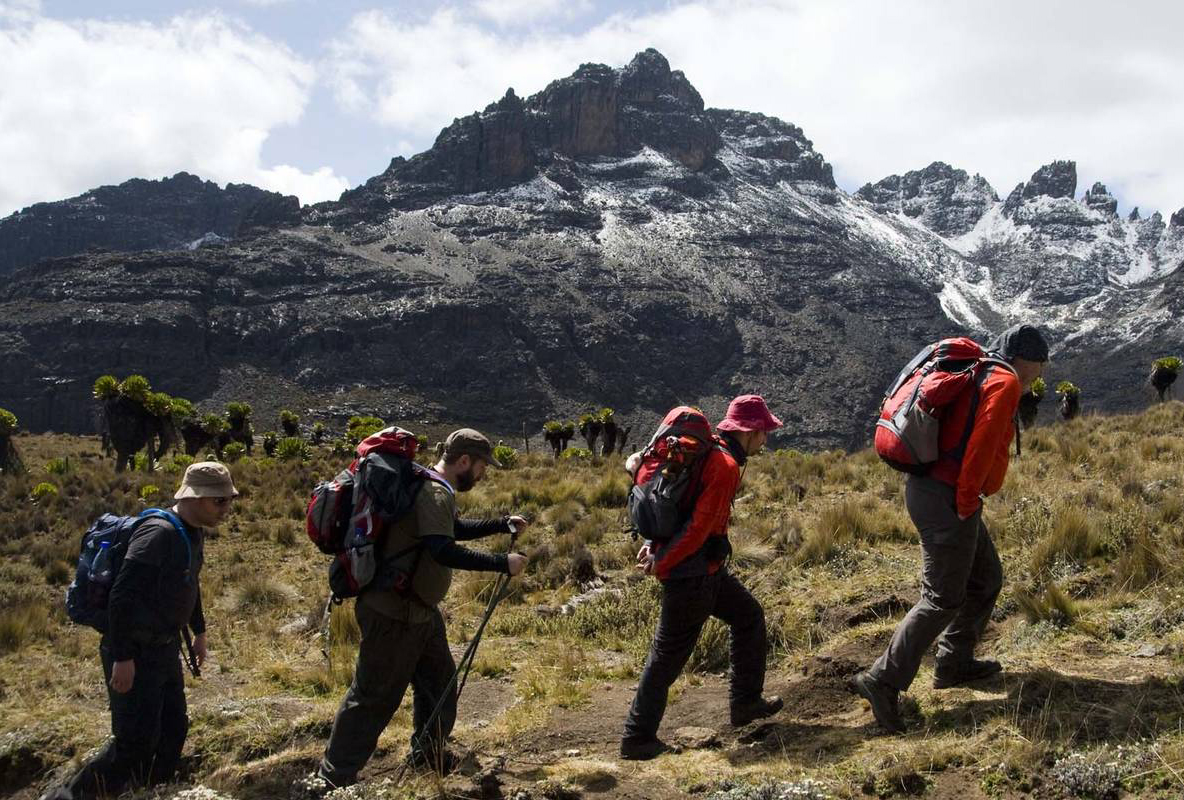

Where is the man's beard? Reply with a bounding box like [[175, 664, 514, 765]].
[[455, 465, 477, 492]]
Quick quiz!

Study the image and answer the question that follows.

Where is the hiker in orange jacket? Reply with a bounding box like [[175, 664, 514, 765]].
[[854, 324, 1049, 733], [620, 395, 785, 760]]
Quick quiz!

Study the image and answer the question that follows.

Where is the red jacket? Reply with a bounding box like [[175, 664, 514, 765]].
[[929, 363, 1022, 517], [652, 438, 740, 580]]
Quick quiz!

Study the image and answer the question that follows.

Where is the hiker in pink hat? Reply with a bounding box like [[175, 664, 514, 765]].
[[716, 394, 784, 436], [621, 394, 784, 760]]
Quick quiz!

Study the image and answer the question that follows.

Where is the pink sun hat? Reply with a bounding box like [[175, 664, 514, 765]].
[[716, 394, 783, 433]]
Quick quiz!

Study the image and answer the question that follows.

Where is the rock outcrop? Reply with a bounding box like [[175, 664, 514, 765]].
[[0, 172, 300, 275], [314, 50, 733, 224], [856, 162, 996, 236], [1022, 159, 1077, 200], [1084, 182, 1118, 216]]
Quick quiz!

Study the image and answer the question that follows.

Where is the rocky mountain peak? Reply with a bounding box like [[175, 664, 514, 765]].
[[1172, 208, 1184, 227], [707, 109, 834, 187], [1128, 206, 1141, 221], [855, 160, 997, 236], [618, 48, 705, 110], [1021, 159, 1077, 200], [1083, 181, 1118, 216], [318, 50, 822, 222]]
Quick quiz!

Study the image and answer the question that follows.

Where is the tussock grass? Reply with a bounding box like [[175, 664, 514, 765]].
[[0, 602, 51, 654], [1030, 505, 1107, 575], [234, 575, 291, 613], [1016, 584, 1079, 627], [6, 406, 1184, 797]]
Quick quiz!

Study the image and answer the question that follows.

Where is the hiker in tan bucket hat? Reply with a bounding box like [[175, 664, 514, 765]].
[[46, 462, 236, 800]]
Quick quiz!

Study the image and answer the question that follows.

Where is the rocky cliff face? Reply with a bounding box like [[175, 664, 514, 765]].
[[856, 162, 996, 236], [0, 172, 300, 275], [3, 51, 1183, 446], [861, 157, 1184, 411]]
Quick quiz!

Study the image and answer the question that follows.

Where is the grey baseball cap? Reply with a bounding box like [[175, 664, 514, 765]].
[[443, 428, 503, 468]]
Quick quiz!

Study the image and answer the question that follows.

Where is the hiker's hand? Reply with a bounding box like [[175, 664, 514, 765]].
[[636, 545, 654, 575], [193, 633, 208, 668], [507, 553, 528, 576], [508, 515, 530, 534], [110, 659, 135, 694]]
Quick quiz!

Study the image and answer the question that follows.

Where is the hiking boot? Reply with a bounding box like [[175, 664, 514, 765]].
[[932, 658, 1002, 689], [852, 671, 905, 734], [619, 737, 677, 761], [405, 748, 461, 774], [730, 695, 784, 726], [38, 787, 73, 800]]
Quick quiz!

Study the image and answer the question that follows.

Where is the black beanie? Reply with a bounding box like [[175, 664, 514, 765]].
[[989, 324, 1049, 362]]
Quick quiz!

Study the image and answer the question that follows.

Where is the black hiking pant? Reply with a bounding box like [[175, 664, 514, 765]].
[[869, 475, 1003, 690], [623, 569, 767, 742], [318, 601, 456, 787], [65, 638, 188, 799]]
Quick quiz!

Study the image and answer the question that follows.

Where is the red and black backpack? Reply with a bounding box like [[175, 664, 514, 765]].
[[627, 406, 718, 541], [874, 337, 1017, 474], [306, 427, 450, 601]]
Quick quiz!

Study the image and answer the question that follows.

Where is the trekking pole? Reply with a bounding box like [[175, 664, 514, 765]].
[[181, 628, 201, 678], [400, 523, 519, 777]]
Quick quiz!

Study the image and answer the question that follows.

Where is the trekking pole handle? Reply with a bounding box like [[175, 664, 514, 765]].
[[181, 628, 201, 679]]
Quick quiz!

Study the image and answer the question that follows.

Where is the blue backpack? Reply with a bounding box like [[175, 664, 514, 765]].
[[65, 508, 191, 632]]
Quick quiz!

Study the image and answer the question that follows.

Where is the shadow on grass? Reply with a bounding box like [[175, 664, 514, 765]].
[[724, 719, 865, 767], [924, 668, 1184, 744]]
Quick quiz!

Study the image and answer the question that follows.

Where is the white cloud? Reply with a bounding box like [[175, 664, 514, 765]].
[[0, 0, 38, 24], [472, 0, 593, 27], [0, 9, 349, 215], [326, 0, 1184, 215], [256, 164, 351, 205]]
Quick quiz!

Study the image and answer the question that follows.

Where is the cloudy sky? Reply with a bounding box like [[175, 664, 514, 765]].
[[1, 0, 1181, 218]]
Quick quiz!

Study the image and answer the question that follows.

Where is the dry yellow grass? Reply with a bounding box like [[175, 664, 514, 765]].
[[3, 403, 1184, 798]]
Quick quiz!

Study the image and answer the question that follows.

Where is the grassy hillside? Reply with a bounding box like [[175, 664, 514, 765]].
[[3, 404, 1184, 799]]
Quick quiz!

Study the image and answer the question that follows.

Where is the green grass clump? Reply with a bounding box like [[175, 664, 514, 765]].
[[30, 482, 57, 501], [276, 437, 310, 462], [223, 442, 247, 463], [43, 457, 70, 475], [493, 444, 519, 469]]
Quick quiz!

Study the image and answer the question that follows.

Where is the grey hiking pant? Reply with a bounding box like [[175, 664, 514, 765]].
[[318, 601, 456, 787], [868, 475, 1003, 691], [623, 569, 767, 742]]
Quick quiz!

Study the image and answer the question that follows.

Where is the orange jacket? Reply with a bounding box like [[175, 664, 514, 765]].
[[928, 364, 1022, 517], [651, 439, 740, 580]]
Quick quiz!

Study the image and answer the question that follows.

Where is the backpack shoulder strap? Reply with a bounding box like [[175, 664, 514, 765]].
[[138, 508, 193, 575], [419, 467, 456, 497], [944, 358, 1020, 463]]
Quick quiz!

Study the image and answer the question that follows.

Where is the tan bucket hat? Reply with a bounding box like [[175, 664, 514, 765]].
[[175, 461, 239, 500]]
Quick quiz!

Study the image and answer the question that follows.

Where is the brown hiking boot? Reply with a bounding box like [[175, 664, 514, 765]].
[[852, 671, 905, 734], [730, 695, 784, 726], [933, 658, 1002, 689]]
